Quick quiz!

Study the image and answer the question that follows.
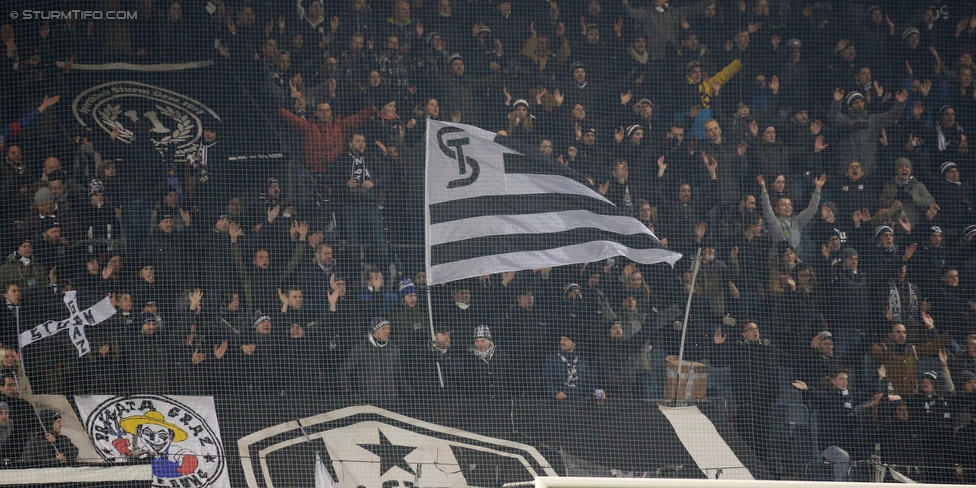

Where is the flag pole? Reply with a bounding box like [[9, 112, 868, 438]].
[[426, 289, 445, 389], [423, 120, 445, 389], [13, 306, 61, 457], [674, 248, 702, 404]]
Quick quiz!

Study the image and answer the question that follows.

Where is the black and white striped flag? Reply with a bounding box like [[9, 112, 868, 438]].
[[424, 120, 682, 286]]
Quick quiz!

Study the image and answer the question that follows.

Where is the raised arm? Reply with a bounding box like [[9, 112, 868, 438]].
[[795, 174, 826, 227], [281, 223, 308, 279], [757, 175, 778, 224], [875, 90, 908, 127], [278, 107, 311, 128]]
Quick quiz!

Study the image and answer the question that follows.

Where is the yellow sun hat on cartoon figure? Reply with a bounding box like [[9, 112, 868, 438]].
[[119, 410, 189, 442]]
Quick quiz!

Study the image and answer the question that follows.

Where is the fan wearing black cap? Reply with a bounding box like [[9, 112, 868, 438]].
[[555, 282, 599, 340], [20, 409, 78, 467], [435, 52, 486, 128], [899, 358, 958, 483], [31, 220, 67, 274], [564, 124, 603, 181], [613, 124, 656, 174], [121, 312, 176, 395], [808, 201, 852, 264], [930, 161, 975, 233], [363, 97, 413, 160], [624, 97, 658, 143], [438, 280, 485, 333], [0, 240, 53, 296], [828, 87, 907, 177], [898, 23, 942, 76], [574, 22, 613, 84], [860, 224, 919, 288], [457, 325, 514, 399], [342, 317, 407, 405], [77, 178, 119, 251], [909, 226, 949, 288], [417, 31, 452, 78], [498, 279, 556, 387], [797, 332, 855, 390], [500, 96, 540, 142], [779, 106, 822, 149], [920, 105, 970, 169], [144, 208, 195, 299], [561, 62, 602, 110], [791, 368, 872, 482], [853, 7, 894, 66], [879, 157, 938, 229]]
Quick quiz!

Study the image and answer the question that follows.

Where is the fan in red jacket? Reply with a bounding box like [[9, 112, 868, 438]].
[[279, 102, 374, 174]]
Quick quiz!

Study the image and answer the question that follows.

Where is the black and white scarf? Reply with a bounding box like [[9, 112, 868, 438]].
[[349, 151, 372, 183], [196, 140, 218, 168], [367, 333, 388, 348], [838, 388, 852, 410], [935, 124, 962, 151], [559, 352, 580, 389], [628, 46, 649, 64], [923, 395, 950, 418], [471, 343, 495, 362], [887, 280, 918, 322]]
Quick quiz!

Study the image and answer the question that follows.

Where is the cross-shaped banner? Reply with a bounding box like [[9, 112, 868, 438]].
[[18, 290, 117, 356]]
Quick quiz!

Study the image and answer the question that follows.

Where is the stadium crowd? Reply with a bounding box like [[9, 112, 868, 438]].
[[2, 0, 976, 481]]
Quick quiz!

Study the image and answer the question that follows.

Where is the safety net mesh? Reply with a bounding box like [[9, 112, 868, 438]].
[[0, 0, 975, 486]]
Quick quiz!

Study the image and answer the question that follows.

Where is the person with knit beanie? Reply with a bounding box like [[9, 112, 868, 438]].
[[21, 410, 79, 466]]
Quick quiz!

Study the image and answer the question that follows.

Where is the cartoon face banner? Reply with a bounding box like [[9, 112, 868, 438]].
[[75, 395, 230, 488]]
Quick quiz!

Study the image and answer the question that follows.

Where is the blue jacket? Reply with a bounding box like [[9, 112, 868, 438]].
[[542, 350, 597, 399]]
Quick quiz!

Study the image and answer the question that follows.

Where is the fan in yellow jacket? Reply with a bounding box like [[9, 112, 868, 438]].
[[684, 58, 742, 109]]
